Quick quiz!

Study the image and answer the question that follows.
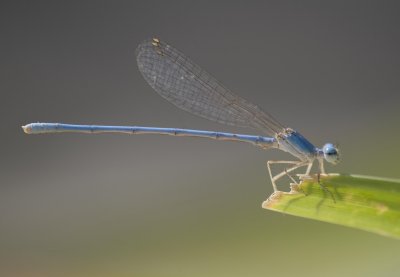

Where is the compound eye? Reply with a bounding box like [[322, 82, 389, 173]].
[[323, 143, 339, 164]]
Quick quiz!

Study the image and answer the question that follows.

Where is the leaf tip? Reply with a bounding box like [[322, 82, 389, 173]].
[[262, 191, 284, 209]]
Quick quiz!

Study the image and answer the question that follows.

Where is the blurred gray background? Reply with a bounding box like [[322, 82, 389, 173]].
[[1, 1, 400, 276]]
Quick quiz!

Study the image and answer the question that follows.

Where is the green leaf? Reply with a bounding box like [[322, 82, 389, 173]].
[[262, 174, 400, 239]]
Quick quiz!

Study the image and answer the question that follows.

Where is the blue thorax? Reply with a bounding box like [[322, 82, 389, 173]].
[[277, 128, 318, 161]]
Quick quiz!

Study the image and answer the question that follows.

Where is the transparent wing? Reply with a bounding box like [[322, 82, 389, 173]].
[[135, 38, 284, 136]]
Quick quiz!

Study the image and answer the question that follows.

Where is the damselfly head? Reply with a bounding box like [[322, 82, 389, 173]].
[[322, 143, 340, 164]]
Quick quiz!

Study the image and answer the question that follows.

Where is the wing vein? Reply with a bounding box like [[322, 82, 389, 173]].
[[136, 38, 284, 136]]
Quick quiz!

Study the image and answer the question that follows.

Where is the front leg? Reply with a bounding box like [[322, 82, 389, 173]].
[[318, 157, 326, 175], [317, 158, 336, 202]]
